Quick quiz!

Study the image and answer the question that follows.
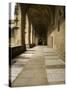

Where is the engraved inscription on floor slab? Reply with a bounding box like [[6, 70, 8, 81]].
[[46, 69, 65, 83], [11, 65, 23, 82], [45, 56, 59, 59], [43, 49, 56, 52], [45, 59, 64, 65], [19, 53, 34, 58]]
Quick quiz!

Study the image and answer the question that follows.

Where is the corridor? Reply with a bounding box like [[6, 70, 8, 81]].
[[9, 3, 65, 87], [11, 46, 65, 87]]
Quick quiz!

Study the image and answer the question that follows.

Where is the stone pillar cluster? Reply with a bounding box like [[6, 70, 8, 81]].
[[25, 14, 36, 48]]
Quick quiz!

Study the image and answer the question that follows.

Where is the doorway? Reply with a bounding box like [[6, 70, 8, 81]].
[[51, 36, 53, 48], [38, 39, 42, 45]]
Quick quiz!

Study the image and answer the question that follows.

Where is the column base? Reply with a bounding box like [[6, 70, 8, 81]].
[[26, 44, 35, 48], [29, 43, 35, 48]]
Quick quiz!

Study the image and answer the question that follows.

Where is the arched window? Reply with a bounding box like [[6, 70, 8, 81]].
[[9, 3, 22, 47]]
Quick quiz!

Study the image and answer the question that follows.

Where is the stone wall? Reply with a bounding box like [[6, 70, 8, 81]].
[[47, 6, 65, 60], [47, 21, 65, 60]]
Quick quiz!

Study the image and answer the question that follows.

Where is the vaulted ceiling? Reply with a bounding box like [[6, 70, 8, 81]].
[[27, 4, 55, 31], [20, 3, 55, 36]]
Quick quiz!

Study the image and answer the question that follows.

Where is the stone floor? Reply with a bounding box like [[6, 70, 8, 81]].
[[10, 46, 65, 87]]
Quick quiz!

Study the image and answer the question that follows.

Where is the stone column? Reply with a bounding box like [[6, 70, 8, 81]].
[[32, 27, 36, 45], [21, 7, 26, 50], [25, 14, 29, 48], [25, 15, 33, 48], [28, 20, 31, 48], [30, 24, 33, 44]]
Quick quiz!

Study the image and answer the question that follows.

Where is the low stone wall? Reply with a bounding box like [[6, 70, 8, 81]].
[[9, 45, 26, 59]]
